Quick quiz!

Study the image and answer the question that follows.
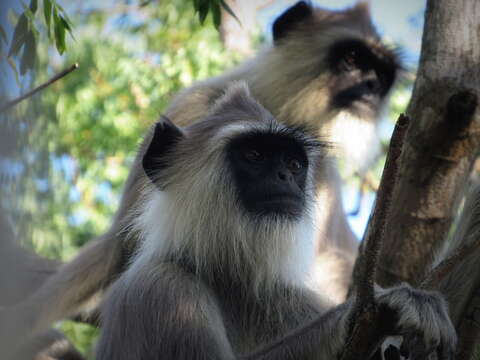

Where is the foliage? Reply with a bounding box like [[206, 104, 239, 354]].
[[1, 0, 73, 77], [1, 0, 240, 355], [1, 0, 237, 80], [191, 0, 240, 28]]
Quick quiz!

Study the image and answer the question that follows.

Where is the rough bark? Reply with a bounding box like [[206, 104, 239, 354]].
[[375, 0, 480, 287]]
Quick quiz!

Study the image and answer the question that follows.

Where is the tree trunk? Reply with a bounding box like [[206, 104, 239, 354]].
[[376, 0, 480, 286], [352, 0, 480, 355], [348, 1, 480, 357], [368, 1, 480, 356]]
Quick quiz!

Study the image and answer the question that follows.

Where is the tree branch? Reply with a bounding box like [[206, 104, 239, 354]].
[[0, 63, 79, 113], [340, 114, 410, 360]]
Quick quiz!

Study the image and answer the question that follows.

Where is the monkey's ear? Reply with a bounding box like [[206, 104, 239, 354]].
[[351, 1, 371, 18], [272, 1, 313, 44], [143, 116, 184, 185]]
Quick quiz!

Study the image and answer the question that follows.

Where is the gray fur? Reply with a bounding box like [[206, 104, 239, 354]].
[[1, 2, 398, 351], [96, 83, 456, 360], [0, 209, 85, 360], [433, 185, 480, 325], [13, 329, 85, 360]]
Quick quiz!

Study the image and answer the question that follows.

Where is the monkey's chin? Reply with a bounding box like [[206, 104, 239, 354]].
[[347, 99, 378, 118]]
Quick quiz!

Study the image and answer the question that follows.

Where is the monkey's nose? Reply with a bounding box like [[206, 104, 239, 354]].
[[278, 171, 287, 181], [277, 169, 294, 183]]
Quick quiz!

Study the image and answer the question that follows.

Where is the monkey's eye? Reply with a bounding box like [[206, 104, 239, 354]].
[[287, 158, 303, 173], [342, 50, 358, 70], [244, 149, 263, 163]]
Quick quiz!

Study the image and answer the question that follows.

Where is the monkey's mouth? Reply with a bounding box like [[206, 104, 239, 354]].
[[333, 88, 380, 116], [254, 194, 304, 217]]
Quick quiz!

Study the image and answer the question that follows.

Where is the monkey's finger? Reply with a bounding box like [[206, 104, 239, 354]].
[[436, 320, 456, 360]]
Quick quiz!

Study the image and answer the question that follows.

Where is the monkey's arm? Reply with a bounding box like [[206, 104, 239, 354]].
[[96, 262, 236, 360], [0, 232, 124, 357], [433, 185, 480, 324], [247, 285, 456, 360]]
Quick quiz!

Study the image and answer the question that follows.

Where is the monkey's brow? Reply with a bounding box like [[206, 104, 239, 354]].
[[270, 125, 330, 151]]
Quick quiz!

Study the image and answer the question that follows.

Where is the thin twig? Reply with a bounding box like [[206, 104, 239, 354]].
[[340, 114, 410, 360], [0, 63, 79, 113]]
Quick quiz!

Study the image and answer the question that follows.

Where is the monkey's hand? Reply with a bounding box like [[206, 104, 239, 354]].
[[375, 284, 457, 360]]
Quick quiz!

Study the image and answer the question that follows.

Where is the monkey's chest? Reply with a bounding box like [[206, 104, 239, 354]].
[[215, 288, 314, 354]]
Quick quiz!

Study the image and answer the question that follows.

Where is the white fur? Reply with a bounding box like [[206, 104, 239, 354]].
[[326, 111, 380, 175], [128, 181, 316, 293], [126, 115, 320, 293], [209, 123, 252, 148]]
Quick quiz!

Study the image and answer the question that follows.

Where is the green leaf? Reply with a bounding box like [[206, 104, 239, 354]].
[[54, 2, 74, 29], [7, 57, 20, 85], [44, 0, 52, 38], [198, 0, 209, 24], [53, 7, 66, 54], [219, 0, 241, 25], [59, 15, 75, 41], [193, 0, 200, 12], [29, 0, 38, 13], [8, 14, 28, 57], [20, 2, 36, 26], [139, 0, 152, 7], [20, 30, 36, 74], [60, 16, 71, 32], [211, 3, 221, 29], [0, 24, 7, 45]]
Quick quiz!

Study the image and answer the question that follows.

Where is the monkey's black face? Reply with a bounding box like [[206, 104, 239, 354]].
[[226, 131, 309, 219], [328, 39, 398, 116]]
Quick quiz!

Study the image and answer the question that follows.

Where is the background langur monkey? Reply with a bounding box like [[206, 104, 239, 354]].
[[96, 83, 456, 360], [0, 1, 401, 351], [0, 211, 85, 360]]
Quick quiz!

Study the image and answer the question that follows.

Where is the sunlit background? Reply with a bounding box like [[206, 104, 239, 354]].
[[0, 0, 425, 356]]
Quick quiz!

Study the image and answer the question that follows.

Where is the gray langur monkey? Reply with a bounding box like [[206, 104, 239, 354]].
[[0, 1, 401, 352], [96, 82, 456, 360], [167, 3, 400, 302]]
